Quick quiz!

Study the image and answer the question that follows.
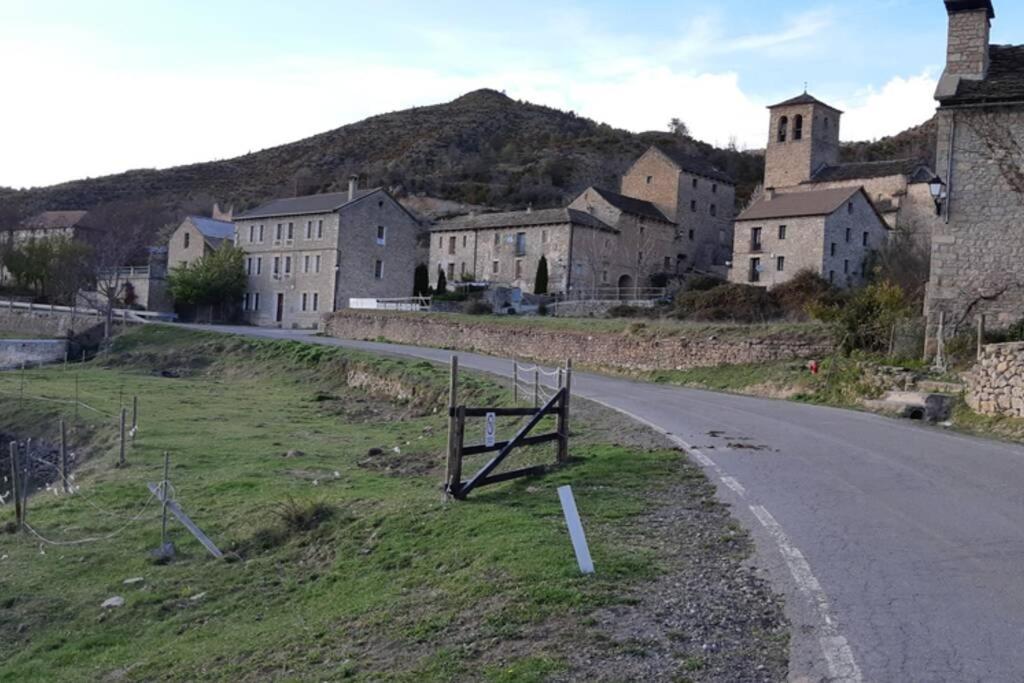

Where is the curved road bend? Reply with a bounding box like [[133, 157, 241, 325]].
[[184, 325, 1024, 682]]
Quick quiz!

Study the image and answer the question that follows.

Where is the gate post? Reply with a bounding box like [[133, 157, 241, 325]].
[[557, 360, 572, 463], [444, 356, 459, 498]]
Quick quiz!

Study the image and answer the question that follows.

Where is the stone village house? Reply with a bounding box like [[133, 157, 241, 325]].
[[167, 215, 236, 269], [429, 146, 736, 295], [927, 0, 1024, 340], [730, 92, 942, 289], [1, 210, 101, 288], [233, 178, 425, 328]]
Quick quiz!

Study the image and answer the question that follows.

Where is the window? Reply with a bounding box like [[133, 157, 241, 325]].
[[377, 226, 386, 245], [462, 235, 467, 248], [183, 232, 190, 249], [778, 225, 787, 240], [710, 204, 717, 217], [447, 263, 455, 280], [830, 243, 837, 257], [287, 222, 294, 240], [253, 292, 260, 311], [749, 257, 761, 283], [249, 225, 255, 242], [778, 116, 789, 142], [317, 220, 323, 239], [646, 176, 652, 184], [515, 232, 527, 257], [305, 221, 313, 239], [256, 257, 262, 275], [314, 255, 321, 273], [664, 256, 672, 271], [751, 227, 763, 251], [273, 256, 280, 275], [637, 250, 643, 264], [492, 260, 499, 274], [688, 229, 695, 241], [460, 262, 466, 276], [692, 178, 698, 189], [246, 257, 253, 275], [438, 236, 443, 249], [301, 293, 308, 312], [829, 270, 835, 283], [845, 228, 852, 243], [777, 256, 785, 272], [312, 293, 319, 312], [374, 259, 384, 280], [602, 270, 608, 284], [243, 293, 250, 311], [690, 200, 697, 213], [276, 223, 283, 240], [844, 259, 850, 274], [303, 255, 310, 273], [712, 183, 718, 194], [848, 202, 854, 215], [259, 224, 265, 242], [793, 115, 804, 141], [824, 116, 830, 130], [448, 236, 456, 255], [541, 230, 547, 243], [862, 232, 869, 247], [284, 256, 292, 274], [515, 259, 522, 279]]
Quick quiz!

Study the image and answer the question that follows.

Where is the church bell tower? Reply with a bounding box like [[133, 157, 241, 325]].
[[763, 93, 842, 189]]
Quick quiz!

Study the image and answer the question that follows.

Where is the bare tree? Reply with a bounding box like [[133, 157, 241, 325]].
[[668, 118, 690, 138]]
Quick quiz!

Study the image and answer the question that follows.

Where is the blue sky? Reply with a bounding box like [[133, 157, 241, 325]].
[[2, 0, 1021, 189]]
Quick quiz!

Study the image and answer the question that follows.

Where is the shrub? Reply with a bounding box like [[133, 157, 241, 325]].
[[273, 498, 333, 533], [463, 300, 492, 315], [685, 274, 725, 292], [413, 263, 430, 297], [771, 270, 838, 319], [675, 283, 781, 322], [607, 305, 656, 319], [810, 281, 910, 353], [435, 266, 448, 295]]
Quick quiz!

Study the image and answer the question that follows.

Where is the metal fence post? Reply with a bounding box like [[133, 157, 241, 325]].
[[9, 442, 22, 529], [119, 408, 127, 466], [161, 452, 171, 547], [558, 360, 572, 464], [444, 356, 459, 498], [59, 419, 69, 493]]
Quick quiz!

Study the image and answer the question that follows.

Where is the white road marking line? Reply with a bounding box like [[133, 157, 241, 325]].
[[721, 476, 746, 497], [750, 505, 863, 683]]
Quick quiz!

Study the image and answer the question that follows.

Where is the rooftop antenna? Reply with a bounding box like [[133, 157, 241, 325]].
[[804, 82, 809, 94]]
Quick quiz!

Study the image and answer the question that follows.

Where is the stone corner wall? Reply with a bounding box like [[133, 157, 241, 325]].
[[324, 310, 833, 373], [965, 342, 1024, 417]]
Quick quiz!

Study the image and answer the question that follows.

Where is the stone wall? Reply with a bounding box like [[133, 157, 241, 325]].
[[0, 307, 77, 338], [324, 310, 833, 372], [966, 342, 1024, 417], [0, 340, 68, 370]]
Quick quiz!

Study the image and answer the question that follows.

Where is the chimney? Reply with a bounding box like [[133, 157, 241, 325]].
[[348, 175, 358, 202], [526, 203, 533, 214], [942, 0, 994, 84], [765, 187, 776, 201]]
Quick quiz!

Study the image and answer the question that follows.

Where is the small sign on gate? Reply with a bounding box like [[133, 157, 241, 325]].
[[484, 412, 496, 448]]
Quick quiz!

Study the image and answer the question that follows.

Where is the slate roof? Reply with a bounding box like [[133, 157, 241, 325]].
[[940, 45, 1024, 106], [651, 147, 735, 185], [433, 208, 617, 233], [188, 216, 235, 240], [806, 159, 934, 184], [588, 187, 675, 223], [944, 0, 994, 19], [768, 93, 843, 112], [737, 187, 863, 221], [235, 189, 379, 220], [20, 210, 93, 230]]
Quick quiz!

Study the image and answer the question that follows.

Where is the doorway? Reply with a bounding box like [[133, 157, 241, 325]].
[[275, 293, 284, 324]]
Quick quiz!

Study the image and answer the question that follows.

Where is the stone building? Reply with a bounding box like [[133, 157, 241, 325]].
[[234, 179, 425, 328], [620, 147, 737, 271], [9, 210, 99, 245], [731, 187, 890, 288], [430, 145, 735, 295], [927, 0, 1024, 337], [761, 94, 942, 247], [167, 215, 236, 269]]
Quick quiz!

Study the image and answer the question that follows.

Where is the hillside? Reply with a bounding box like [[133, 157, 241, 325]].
[[0, 89, 935, 237]]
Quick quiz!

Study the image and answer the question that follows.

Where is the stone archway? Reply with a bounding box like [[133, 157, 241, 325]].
[[617, 274, 633, 300]]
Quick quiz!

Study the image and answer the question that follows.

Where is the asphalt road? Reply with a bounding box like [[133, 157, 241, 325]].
[[186, 324, 1024, 682]]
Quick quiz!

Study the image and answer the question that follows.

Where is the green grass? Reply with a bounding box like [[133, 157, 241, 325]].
[[0, 326, 686, 681], [355, 310, 829, 340]]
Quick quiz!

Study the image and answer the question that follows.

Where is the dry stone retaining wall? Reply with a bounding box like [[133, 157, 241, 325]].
[[966, 342, 1024, 418], [324, 311, 833, 372]]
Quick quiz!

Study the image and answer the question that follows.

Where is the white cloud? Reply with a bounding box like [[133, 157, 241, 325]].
[[834, 72, 940, 141]]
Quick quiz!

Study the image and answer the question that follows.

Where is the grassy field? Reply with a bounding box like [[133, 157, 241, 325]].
[[0, 327, 786, 682]]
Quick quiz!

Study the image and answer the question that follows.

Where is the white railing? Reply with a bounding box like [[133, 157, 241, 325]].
[[0, 298, 175, 323], [349, 297, 432, 312], [97, 265, 153, 279]]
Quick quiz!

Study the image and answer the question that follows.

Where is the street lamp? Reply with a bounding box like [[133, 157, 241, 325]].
[[929, 176, 947, 216]]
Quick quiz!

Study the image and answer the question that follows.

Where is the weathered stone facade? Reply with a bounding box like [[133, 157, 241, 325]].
[[235, 187, 425, 329], [620, 148, 736, 269], [324, 310, 834, 372], [927, 0, 1024, 338], [0, 339, 68, 370], [966, 342, 1024, 417], [764, 97, 841, 191]]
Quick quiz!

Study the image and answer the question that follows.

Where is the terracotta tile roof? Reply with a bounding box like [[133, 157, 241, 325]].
[[588, 187, 675, 223], [433, 208, 617, 233], [807, 159, 934, 184], [651, 147, 735, 185], [737, 187, 861, 221], [941, 45, 1024, 106]]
